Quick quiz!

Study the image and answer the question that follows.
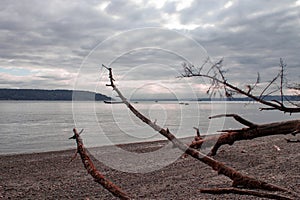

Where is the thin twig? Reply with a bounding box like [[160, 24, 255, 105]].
[[259, 74, 280, 100], [279, 58, 286, 105], [209, 114, 257, 128], [181, 60, 300, 113]]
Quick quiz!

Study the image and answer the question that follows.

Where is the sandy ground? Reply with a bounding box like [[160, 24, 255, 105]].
[[0, 135, 299, 199]]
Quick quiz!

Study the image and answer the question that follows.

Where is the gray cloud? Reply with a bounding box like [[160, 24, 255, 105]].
[[0, 0, 299, 98], [186, 1, 300, 82]]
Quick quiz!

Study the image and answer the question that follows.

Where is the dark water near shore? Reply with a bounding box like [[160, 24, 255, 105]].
[[0, 101, 299, 154]]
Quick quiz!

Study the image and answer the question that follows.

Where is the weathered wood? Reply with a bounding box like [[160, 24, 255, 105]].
[[70, 128, 131, 200], [182, 127, 203, 158], [209, 114, 257, 128], [103, 66, 290, 193], [189, 115, 300, 156], [181, 60, 300, 113]]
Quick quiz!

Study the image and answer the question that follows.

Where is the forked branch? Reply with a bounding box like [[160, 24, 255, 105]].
[[188, 114, 300, 156], [103, 65, 292, 195], [181, 59, 300, 113]]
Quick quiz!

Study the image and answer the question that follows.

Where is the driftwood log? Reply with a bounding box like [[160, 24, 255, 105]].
[[70, 128, 130, 200], [187, 114, 300, 156], [103, 65, 297, 198]]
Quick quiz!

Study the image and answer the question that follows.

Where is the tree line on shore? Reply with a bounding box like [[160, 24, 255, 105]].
[[0, 89, 112, 101]]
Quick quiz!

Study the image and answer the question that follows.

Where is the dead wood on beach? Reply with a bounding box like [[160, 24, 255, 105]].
[[187, 114, 300, 156], [69, 128, 131, 200], [103, 65, 297, 199]]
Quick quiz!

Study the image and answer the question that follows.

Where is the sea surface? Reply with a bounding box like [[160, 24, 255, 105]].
[[0, 101, 299, 155]]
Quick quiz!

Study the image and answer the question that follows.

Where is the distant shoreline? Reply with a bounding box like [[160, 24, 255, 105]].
[[0, 88, 112, 101], [0, 88, 299, 101]]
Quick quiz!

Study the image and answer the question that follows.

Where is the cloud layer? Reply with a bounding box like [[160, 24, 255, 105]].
[[0, 0, 299, 98]]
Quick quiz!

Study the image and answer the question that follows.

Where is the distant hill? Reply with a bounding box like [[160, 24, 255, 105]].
[[0, 89, 112, 101]]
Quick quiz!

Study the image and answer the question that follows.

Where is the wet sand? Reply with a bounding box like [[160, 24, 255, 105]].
[[0, 135, 299, 199]]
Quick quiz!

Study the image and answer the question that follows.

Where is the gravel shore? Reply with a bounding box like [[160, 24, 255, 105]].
[[0, 135, 299, 199]]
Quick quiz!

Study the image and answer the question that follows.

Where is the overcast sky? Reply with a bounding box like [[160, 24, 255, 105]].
[[1, 0, 300, 98]]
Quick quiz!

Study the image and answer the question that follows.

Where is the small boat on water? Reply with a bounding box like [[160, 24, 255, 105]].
[[103, 100, 123, 104], [179, 102, 189, 105], [104, 100, 138, 104]]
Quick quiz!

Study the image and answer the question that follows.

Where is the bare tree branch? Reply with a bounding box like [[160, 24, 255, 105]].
[[259, 73, 281, 100], [188, 115, 300, 156], [103, 65, 290, 193], [181, 60, 300, 113], [70, 128, 131, 200], [209, 114, 257, 128], [279, 58, 286, 105]]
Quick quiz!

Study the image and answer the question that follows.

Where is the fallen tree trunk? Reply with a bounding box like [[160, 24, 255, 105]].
[[188, 114, 300, 156], [103, 66, 294, 196], [70, 128, 131, 200]]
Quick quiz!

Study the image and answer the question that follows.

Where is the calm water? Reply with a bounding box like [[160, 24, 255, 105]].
[[0, 101, 299, 155]]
